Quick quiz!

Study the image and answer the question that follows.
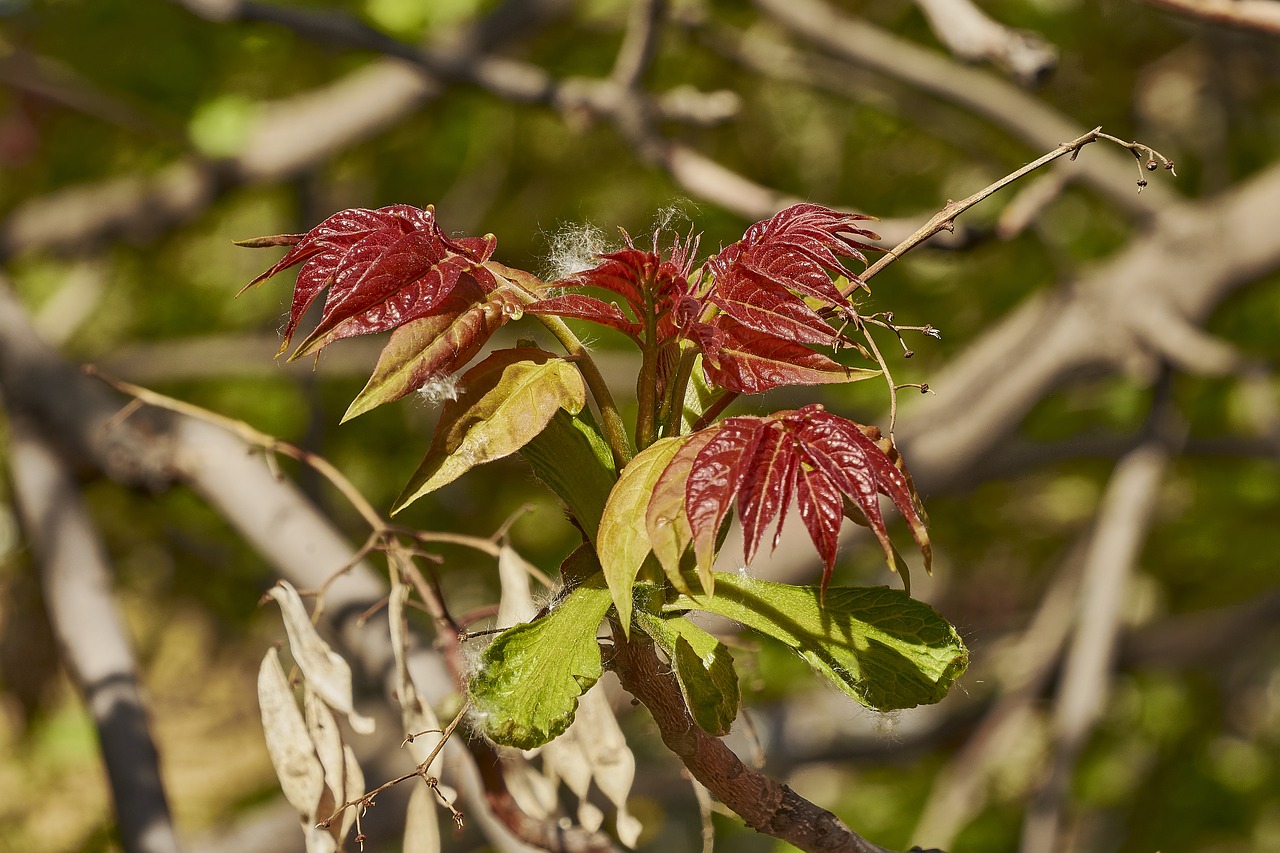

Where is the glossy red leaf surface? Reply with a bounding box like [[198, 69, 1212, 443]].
[[242, 204, 497, 358], [524, 294, 641, 338], [534, 232, 697, 346], [707, 203, 877, 315], [689, 204, 881, 394], [701, 319, 879, 394], [664, 404, 930, 595]]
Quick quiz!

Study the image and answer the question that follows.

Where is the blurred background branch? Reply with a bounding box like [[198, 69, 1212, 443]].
[[1, 1, 1277, 851]]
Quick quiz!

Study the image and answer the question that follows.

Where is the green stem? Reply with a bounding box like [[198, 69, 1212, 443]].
[[635, 288, 660, 452], [538, 313, 634, 468], [658, 342, 698, 438]]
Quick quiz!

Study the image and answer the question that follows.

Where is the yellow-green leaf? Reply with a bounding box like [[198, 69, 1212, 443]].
[[393, 348, 585, 513], [468, 572, 614, 749], [633, 606, 738, 736], [598, 437, 690, 633]]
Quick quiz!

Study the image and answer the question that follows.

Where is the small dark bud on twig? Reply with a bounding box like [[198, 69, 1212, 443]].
[[919, 384, 930, 393], [1146, 159, 1159, 171]]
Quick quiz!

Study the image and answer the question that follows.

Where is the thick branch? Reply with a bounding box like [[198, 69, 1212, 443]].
[[1141, 0, 1280, 36], [6, 413, 183, 853], [609, 628, 941, 853]]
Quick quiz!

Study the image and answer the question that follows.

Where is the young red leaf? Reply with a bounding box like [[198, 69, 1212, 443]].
[[669, 405, 930, 597], [685, 418, 767, 573], [737, 422, 799, 564], [710, 268, 839, 346], [702, 318, 879, 394], [708, 203, 878, 315], [524, 294, 642, 339], [542, 231, 698, 349], [240, 204, 497, 358], [647, 429, 718, 594]]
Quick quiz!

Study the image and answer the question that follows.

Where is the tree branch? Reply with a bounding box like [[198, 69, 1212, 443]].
[[1020, 385, 1181, 853], [5, 412, 183, 853], [1140, 0, 1280, 36], [609, 627, 943, 853], [912, 0, 1058, 85]]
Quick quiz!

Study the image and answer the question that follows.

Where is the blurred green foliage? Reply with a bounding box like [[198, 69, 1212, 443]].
[[1, 0, 1278, 851]]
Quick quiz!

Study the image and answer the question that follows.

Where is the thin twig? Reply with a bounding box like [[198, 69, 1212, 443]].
[[856, 127, 1175, 287], [319, 699, 471, 828]]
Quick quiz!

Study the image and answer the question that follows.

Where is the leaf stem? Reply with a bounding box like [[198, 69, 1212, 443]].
[[636, 289, 661, 451], [659, 343, 698, 437], [857, 319, 898, 435]]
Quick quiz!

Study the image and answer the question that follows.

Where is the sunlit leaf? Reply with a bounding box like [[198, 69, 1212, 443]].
[[342, 284, 521, 421], [393, 347, 586, 512], [598, 437, 690, 632], [525, 293, 641, 338], [241, 204, 497, 358], [633, 604, 738, 736], [668, 574, 967, 711], [647, 430, 717, 594], [667, 406, 929, 595], [703, 319, 880, 394], [468, 571, 614, 749]]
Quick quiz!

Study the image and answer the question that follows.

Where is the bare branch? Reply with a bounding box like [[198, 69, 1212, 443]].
[[6, 414, 183, 853], [1021, 391, 1181, 853], [1141, 0, 1280, 36], [912, 0, 1058, 85]]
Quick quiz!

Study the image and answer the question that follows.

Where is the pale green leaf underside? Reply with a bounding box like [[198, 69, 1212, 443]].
[[633, 607, 738, 736], [468, 574, 614, 749], [520, 408, 618, 544], [667, 574, 967, 711]]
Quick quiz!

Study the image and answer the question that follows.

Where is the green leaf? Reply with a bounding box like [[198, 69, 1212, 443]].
[[468, 572, 614, 749], [393, 348, 585, 513], [633, 604, 738, 736], [520, 408, 618, 543], [667, 574, 967, 711], [598, 437, 690, 632]]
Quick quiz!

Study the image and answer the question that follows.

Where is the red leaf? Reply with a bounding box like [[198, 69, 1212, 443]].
[[702, 318, 878, 394], [711, 268, 838, 346], [708, 203, 878, 316], [550, 231, 698, 348], [737, 422, 795, 564], [525, 294, 642, 338], [663, 405, 930, 596], [791, 460, 843, 581], [684, 418, 765, 571], [241, 205, 497, 358], [342, 282, 519, 421]]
